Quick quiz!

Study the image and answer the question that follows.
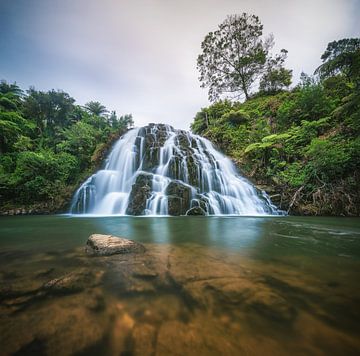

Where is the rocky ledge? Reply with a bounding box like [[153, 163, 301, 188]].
[[85, 234, 146, 256]]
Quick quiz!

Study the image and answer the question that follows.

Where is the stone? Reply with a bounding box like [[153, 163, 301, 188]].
[[186, 206, 206, 216], [166, 180, 192, 215], [131, 323, 157, 356], [126, 173, 153, 215], [43, 268, 103, 295], [156, 320, 239, 356], [85, 234, 146, 256]]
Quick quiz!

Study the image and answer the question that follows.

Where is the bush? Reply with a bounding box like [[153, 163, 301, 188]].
[[306, 139, 351, 181], [10, 150, 78, 201]]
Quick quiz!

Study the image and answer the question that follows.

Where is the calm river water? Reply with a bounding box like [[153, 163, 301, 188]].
[[0, 216, 359, 355]]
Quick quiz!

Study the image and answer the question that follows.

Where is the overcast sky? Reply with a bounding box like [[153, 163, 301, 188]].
[[1, 0, 359, 129]]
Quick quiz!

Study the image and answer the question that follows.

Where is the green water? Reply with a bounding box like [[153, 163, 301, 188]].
[[0, 216, 360, 355]]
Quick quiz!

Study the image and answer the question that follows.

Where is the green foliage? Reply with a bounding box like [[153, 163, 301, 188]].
[[259, 49, 292, 93], [306, 138, 359, 182], [0, 80, 133, 208], [84, 101, 108, 116], [221, 110, 250, 125], [276, 79, 335, 129], [1, 150, 78, 201], [191, 38, 360, 215], [23, 88, 76, 135], [315, 38, 360, 85], [279, 162, 307, 188], [57, 121, 97, 168], [197, 13, 290, 101]]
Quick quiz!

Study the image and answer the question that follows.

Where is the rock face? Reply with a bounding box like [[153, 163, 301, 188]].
[[85, 234, 146, 256], [126, 173, 153, 215], [186, 206, 206, 216], [70, 123, 279, 216], [166, 181, 192, 216]]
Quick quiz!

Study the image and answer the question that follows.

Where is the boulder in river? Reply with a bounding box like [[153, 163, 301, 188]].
[[186, 206, 206, 216], [85, 234, 146, 256]]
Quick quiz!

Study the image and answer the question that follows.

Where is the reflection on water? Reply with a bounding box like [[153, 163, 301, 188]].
[[0, 216, 360, 355]]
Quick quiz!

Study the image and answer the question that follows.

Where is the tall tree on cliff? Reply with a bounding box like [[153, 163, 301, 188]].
[[197, 13, 288, 101]]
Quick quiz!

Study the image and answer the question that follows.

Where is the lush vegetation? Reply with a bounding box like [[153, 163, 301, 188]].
[[0, 83, 133, 213], [192, 37, 360, 215], [197, 13, 292, 101]]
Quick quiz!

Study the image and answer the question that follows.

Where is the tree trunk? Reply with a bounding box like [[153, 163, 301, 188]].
[[240, 75, 249, 100]]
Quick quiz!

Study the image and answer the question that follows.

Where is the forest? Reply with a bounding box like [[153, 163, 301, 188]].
[[0, 84, 133, 214], [192, 35, 360, 215]]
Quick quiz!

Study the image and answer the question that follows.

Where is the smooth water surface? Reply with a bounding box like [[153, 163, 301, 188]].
[[0, 216, 360, 355]]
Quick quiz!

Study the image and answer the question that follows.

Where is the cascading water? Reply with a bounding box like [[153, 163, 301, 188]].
[[70, 124, 281, 216]]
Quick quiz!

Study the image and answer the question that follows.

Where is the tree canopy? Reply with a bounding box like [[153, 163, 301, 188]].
[[0, 81, 134, 211], [315, 38, 360, 82], [197, 13, 290, 101]]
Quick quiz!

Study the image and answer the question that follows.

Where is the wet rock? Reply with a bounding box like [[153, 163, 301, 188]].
[[0, 290, 112, 356], [109, 309, 135, 355], [84, 288, 106, 312], [0, 277, 44, 301], [166, 181, 192, 215], [103, 257, 158, 295], [131, 323, 156, 356], [43, 268, 103, 295], [85, 234, 146, 256], [126, 173, 153, 215], [36, 268, 56, 278], [165, 246, 296, 323], [156, 320, 239, 356], [186, 206, 206, 216], [247, 289, 296, 322]]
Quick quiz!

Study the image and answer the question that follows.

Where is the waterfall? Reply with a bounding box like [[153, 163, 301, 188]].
[[70, 124, 281, 216]]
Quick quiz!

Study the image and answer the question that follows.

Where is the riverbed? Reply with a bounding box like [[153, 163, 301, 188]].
[[0, 216, 359, 355]]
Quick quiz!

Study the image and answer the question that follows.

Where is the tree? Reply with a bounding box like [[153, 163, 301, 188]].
[[118, 114, 134, 129], [259, 49, 292, 93], [315, 38, 360, 85], [315, 38, 360, 134], [191, 100, 234, 134], [84, 101, 108, 116], [197, 13, 276, 101], [57, 121, 97, 168], [23, 88, 75, 134], [0, 80, 23, 97]]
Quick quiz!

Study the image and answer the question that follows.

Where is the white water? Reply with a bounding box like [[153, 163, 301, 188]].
[[70, 124, 281, 216]]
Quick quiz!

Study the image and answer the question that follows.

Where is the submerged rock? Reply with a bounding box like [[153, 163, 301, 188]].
[[43, 268, 103, 295], [85, 234, 146, 256]]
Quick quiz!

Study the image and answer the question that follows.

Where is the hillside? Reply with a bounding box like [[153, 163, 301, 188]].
[[191, 74, 360, 215]]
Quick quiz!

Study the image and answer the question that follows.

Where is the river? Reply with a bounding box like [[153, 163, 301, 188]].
[[0, 215, 359, 355]]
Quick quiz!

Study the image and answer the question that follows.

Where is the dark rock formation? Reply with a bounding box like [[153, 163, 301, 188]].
[[165, 181, 192, 215], [85, 234, 146, 256], [43, 269, 101, 295], [126, 173, 153, 215], [186, 206, 206, 216]]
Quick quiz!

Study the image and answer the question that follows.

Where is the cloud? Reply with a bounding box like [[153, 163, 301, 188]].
[[1, 0, 359, 129]]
